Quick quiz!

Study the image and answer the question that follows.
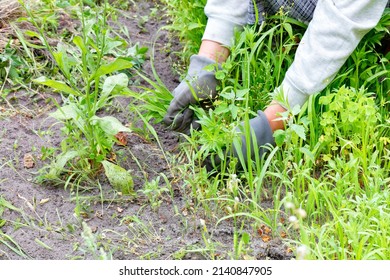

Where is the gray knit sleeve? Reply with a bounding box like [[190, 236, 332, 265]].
[[276, 0, 389, 109], [202, 0, 249, 47]]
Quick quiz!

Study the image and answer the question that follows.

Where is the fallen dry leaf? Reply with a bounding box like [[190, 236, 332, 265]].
[[39, 198, 50, 205], [23, 153, 35, 169], [115, 132, 128, 146], [261, 224, 272, 235], [257, 225, 272, 243], [261, 235, 271, 242]]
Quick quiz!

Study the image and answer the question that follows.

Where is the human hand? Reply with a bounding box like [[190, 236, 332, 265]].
[[233, 110, 275, 164], [203, 110, 275, 171], [163, 55, 219, 134]]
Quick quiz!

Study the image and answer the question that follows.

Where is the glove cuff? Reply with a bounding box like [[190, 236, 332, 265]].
[[187, 55, 219, 77]]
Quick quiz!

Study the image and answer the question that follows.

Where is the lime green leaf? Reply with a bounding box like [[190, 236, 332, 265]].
[[50, 104, 80, 120], [220, 91, 235, 100], [241, 232, 250, 245], [73, 36, 87, 55], [24, 30, 43, 41], [50, 104, 87, 133], [91, 116, 131, 136], [273, 129, 286, 147], [213, 103, 229, 115], [291, 105, 301, 116], [236, 89, 249, 99], [0, 197, 20, 213], [103, 38, 124, 55], [188, 22, 203, 30], [291, 124, 306, 140], [101, 73, 129, 98], [102, 160, 135, 196], [97, 73, 130, 109], [48, 150, 80, 178], [284, 22, 293, 37], [215, 71, 226, 80], [52, 51, 68, 77], [319, 95, 333, 105], [34, 238, 53, 250], [33, 76, 79, 96], [299, 147, 315, 164], [230, 104, 238, 120], [93, 58, 133, 79]]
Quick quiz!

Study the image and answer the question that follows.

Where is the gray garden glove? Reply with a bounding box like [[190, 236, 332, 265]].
[[163, 55, 220, 134], [204, 110, 275, 171], [233, 110, 275, 164]]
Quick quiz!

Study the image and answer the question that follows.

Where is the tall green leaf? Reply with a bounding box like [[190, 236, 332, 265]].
[[33, 76, 80, 96]]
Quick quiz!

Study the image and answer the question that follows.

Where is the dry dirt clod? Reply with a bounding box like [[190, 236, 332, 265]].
[[23, 153, 35, 169]]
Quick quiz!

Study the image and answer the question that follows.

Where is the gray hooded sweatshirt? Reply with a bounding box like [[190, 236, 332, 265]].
[[202, 0, 389, 109]]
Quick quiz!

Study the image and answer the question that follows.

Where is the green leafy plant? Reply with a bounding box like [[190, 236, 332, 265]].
[[139, 175, 170, 211], [80, 221, 112, 259], [19, 0, 136, 192], [319, 86, 379, 157], [0, 42, 27, 83], [160, 0, 207, 60]]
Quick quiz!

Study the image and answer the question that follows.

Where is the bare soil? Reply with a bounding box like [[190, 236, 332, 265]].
[[0, 0, 291, 260]]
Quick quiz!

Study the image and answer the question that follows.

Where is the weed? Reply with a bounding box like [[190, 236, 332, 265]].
[[160, 0, 207, 61], [80, 221, 112, 259], [139, 175, 170, 211], [18, 0, 139, 192], [0, 196, 30, 259]]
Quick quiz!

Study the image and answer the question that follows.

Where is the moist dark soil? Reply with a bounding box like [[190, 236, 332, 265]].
[[0, 0, 292, 260]]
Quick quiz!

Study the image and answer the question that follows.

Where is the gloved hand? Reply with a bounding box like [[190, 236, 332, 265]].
[[204, 110, 275, 171], [233, 110, 275, 163], [163, 55, 220, 134]]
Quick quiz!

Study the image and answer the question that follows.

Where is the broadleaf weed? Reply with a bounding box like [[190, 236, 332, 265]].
[[18, 0, 138, 192]]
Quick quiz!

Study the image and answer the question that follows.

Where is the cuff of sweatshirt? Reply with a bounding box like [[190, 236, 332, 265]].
[[202, 17, 243, 47], [274, 79, 309, 110]]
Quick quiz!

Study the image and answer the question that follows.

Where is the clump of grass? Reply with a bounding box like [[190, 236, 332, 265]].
[[0, 196, 30, 259], [160, 0, 207, 61], [80, 221, 112, 260]]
